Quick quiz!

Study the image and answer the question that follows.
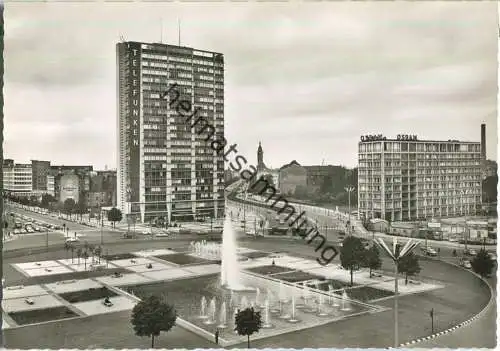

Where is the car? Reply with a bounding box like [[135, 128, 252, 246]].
[[13, 229, 20, 234], [65, 237, 79, 243], [156, 233, 169, 237], [54, 225, 62, 230], [426, 248, 437, 256], [460, 259, 472, 269], [465, 249, 477, 256], [25, 298, 34, 305], [487, 252, 497, 261], [141, 230, 150, 235]]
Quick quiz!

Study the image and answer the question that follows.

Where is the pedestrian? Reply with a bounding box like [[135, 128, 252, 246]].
[[215, 328, 219, 344], [272, 259, 275, 266]]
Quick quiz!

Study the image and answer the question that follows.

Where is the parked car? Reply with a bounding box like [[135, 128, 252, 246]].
[[65, 237, 79, 243], [464, 249, 477, 256], [487, 252, 497, 261], [460, 259, 472, 269], [426, 248, 438, 256]]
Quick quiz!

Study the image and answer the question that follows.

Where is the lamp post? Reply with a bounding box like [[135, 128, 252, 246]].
[[375, 237, 420, 347], [345, 186, 355, 236]]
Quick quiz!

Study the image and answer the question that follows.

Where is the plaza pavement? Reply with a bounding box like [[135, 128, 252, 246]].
[[1, 226, 494, 348]]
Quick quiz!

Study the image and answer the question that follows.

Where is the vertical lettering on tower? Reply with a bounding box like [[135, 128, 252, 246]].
[[128, 42, 141, 204]]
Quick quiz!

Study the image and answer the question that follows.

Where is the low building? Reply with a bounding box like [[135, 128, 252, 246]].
[[279, 160, 307, 196], [3, 160, 33, 197]]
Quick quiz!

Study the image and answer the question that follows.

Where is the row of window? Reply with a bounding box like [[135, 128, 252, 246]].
[[360, 153, 482, 160], [359, 142, 481, 153]]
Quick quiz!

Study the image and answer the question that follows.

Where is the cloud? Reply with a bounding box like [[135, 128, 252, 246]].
[[4, 1, 498, 169]]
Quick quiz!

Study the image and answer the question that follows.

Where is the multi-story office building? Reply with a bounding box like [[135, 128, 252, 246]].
[[358, 134, 482, 222], [117, 41, 225, 224], [31, 160, 51, 192], [3, 160, 33, 197]]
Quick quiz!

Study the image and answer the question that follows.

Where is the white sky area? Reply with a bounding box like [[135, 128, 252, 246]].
[[4, 1, 498, 170]]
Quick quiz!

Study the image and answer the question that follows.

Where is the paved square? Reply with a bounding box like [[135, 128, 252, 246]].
[[3, 285, 48, 300], [95, 273, 153, 287], [126, 262, 176, 273], [183, 264, 221, 276], [73, 296, 137, 316], [133, 249, 178, 257], [141, 268, 195, 281], [45, 279, 104, 294], [110, 258, 156, 268], [15, 260, 62, 270], [22, 266, 74, 277], [3, 295, 63, 313]]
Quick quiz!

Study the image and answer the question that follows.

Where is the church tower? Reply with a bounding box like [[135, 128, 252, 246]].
[[257, 142, 265, 171]]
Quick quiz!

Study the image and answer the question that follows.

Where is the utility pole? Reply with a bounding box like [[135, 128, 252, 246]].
[[430, 308, 434, 334], [375, 237, 420, 348], [345, 186, 355, 236]]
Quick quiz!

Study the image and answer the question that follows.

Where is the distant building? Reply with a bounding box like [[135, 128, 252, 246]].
[[279, 160, 307, 195], [50, 165, 93, 203], [3, 160, 33, 197], [31, 160, 51, 193], [87, 170, 117, 208], [59, 174, 80, 204], [254, 142, 279, 190], [303, 165, 349, 193], [483, 159, 497, 179], [358, 134, 482, 221]]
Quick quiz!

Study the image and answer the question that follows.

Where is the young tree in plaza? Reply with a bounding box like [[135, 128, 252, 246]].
[[131, 295, 177, 348], [107, 207, 123, 228], [234, 307, 263, 348], [362, 244, 382, 278], [397, 252, 421, 285], [340, 236, 366, 286], [64, 198, 76, 219], [471, 249, 495, 278]]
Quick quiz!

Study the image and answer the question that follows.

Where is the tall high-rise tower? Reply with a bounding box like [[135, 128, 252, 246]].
[[117, 41, 225, 224]]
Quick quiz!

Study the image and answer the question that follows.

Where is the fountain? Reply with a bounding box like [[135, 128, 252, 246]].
[[328, 284, 340, 307], [199, 296, 208, 318], [317, 294, 328, 317], [288, 295, 299, 323], [262, 298, 273, 328], [240, 296, 249, 309], [221, 217, 252, 291], [340, 290, 352, 311], [255, 287, 262, 307], [204, 298, 217, 324], [218, 301, 227, 328]]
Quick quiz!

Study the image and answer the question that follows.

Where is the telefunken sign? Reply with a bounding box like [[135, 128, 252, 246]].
[[128, 42, 141, 203]]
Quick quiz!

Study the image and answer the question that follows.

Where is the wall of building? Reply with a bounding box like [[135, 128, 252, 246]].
[[279, 163, 307, 195], [59, 174, 80, 203], [358, 137, 482, 222]]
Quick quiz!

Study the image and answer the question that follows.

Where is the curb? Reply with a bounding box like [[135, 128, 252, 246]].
[[398, 262, 494, 347]]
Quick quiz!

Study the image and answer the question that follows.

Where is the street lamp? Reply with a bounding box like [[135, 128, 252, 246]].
[[345, 186, 355, 235], [374, 237, 420, 347]]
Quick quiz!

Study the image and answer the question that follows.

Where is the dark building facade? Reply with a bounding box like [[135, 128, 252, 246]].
[[31, 160, 51, 191]]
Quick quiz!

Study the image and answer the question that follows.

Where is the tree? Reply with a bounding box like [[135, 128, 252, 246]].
[[362, 244, 382, 278], [41, 194, 55, 209], [234, 307, 263, 348], [107, 207, 123, 228], [471, 249, 494, 278], [340, 236, 365, 286], [64, 198, 76, 219], [94, 245, 102, 264], [131, 295, 177, 348], [82, 250, 89, 270], [64, 241, 70, 259], [482, 175, 497, 203], [76, 248, 82, 265], [397, 252, 421, 285]]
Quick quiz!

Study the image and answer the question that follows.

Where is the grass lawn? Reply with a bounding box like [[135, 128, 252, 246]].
[[308, 279, 353, 291], [102, 253, 137, 260], [273, 270, 325, 283], [334, 286, 394, 302], [59, 287, 118, 303], [9, 306, 78, 325], [155, 253, 216, 266], [245, 265, 295, 275], [239, 251, 271, 259]]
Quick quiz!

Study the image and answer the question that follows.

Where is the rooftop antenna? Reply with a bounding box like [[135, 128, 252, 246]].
[[178, 18, 181, 46], [119, 34, 125, 42], [160, 19, 163, 43]]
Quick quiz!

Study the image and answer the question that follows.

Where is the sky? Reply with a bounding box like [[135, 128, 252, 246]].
[[4, 1, 498, 170]]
